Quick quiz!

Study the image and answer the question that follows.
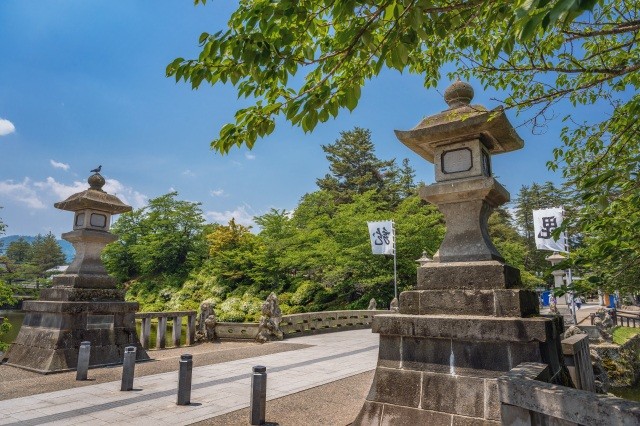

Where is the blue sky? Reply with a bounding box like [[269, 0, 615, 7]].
[[0, 1, 570, 238]]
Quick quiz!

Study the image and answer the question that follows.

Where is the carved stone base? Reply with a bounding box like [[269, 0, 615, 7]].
[[417, 261, 521, 290], [400, 289, 538, 317], [4, 300, 149, 373], [353, 314, 568, 425]]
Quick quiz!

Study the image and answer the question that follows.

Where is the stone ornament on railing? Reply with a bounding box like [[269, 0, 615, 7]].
[[367, 298, 377, 310], [255, 292, 283, 343], [592, 308, 614, 342], [389, 297, 398, 312], [197, 301, 217, 342]]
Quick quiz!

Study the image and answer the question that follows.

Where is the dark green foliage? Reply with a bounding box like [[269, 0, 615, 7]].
[[104, 192, 207, 282]]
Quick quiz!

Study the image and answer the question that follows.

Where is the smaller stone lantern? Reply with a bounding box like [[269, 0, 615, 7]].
[[5, 171, 149, 373], [50, 172, 131, 292]]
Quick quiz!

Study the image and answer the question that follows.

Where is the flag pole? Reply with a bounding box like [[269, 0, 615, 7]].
[[393, 221, 397, 301], [564, 209, 577, 325]]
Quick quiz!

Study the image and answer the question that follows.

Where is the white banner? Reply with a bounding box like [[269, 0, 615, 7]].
[[533, 207, 567, 252], [367, 221, 395, 255]]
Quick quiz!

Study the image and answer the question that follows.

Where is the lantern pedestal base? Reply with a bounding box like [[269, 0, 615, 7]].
[[4, 299, 149, 373]]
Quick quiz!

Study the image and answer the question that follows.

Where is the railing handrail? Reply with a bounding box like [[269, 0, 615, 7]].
[[498, 362, 640, 425], [135, 310, 196, 318]]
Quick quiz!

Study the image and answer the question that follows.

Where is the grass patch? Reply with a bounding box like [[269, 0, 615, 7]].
[[612, 326, 640, 345]]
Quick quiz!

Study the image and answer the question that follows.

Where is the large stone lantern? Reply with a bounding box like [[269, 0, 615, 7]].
[[6, 172, 149, 373], [353, 82, 568, 425]]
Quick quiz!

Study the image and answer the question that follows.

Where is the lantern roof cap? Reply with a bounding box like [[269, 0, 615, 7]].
[[54, 172, 132, 214], [395, 80, 524, 163]]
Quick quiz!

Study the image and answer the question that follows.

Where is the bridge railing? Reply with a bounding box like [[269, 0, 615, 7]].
[[498, 362, 640, 425], [135, 309, 386, 348], [134, 311, 197, 350]]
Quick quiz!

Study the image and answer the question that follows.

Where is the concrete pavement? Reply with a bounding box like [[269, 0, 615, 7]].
[[0, 329, 379, 425]]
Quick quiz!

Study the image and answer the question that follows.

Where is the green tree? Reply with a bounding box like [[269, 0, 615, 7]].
[[170, 0, 639, 290], [0, 208, 13, 348], [488, 208, 542, 288], [513, 182, 573, 275], [316, 127, 398, 205], [30, 233, 66, 272], [6, 237, 32, 264], [104, 192, 207, 281], [168, 0, 613, 154], [398, 158, 417, 198]]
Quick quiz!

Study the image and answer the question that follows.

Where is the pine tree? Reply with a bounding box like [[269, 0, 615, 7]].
[[316, 127, 397, 205], [30, 232, 66, 272], [6, 237, 32, 263]]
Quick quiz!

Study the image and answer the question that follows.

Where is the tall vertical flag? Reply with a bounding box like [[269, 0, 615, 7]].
[[367, 221, 395, 255], [367, 220, 397, 300], [532, 207, 567, 253]]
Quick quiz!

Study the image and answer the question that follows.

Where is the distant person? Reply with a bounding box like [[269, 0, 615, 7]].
[[575, 296, 583, 310]]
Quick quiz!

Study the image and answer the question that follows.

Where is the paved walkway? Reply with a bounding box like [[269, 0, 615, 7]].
[[0, 330, 379, 426]]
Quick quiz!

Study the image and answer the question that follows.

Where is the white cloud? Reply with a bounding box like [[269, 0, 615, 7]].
[[245, 153, 256, 160], [50, 159, 70, 171], [205, 205, 255, 228], [104, 179, 148, 208], [32, 177, 148, 209], [0, 118, 16, 136], [34, 177, 85, 200], [182, 169, 196, 177], [0, 178, 46, 209], [210, 189, 225, 197]]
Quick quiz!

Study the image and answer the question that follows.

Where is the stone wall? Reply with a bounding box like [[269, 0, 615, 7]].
[[593, 334, 640, 387]]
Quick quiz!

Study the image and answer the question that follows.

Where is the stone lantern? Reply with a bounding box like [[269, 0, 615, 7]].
[[6, 171, 149, 373], [546, 252, 567, 303], [353, 82, 568, 425]]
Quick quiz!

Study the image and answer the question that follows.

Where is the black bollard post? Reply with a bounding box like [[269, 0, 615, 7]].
[[76, 341, 91, 381], [120, 346, 137, 391], [176, 354, 193, 405], [250, 365, 267, 425]]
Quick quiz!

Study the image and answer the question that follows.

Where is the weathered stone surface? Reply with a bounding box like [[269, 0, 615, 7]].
[[382, 404, 452, 425], [39, 287, 125, 302], [399, 291, 419, 315], [417, 261, 521, 290], [378, 335, 401, 369], [498, 362, 640, 426], [399, 289, 538, 317], [494, 289, 538, 317], [255, 292, 284, 343], [372, 314, 556, 343], [366, 367, 421, 408], [352, 401, 383, 425], [483, 379, 500, 420], [452, 415, 501, 426], [417, 290, 494, 315], [422, 372, 485, 417], [421, 179, 508, 263]]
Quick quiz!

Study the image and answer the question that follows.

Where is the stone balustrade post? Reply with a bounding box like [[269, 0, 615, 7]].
[[172, 316, 182, 347], [156, 316, 167, 349], [76, 341, 91, 381], [562, 334, 596, 392], [187, 314, 196, 345], [177, 354, 193, 406], [250, 365, 267, 425], [140, 317, 151, 349], [120, 346, 136, 391]]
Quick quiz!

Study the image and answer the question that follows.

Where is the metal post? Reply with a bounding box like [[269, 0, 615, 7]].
[[76, 341, 91, 381], [176, 354, 193, 405], [121, 346, 136, 391], [250, 365, 267, 425]]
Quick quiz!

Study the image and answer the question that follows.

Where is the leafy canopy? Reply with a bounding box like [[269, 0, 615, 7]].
[[168, 0, 606, 153]]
